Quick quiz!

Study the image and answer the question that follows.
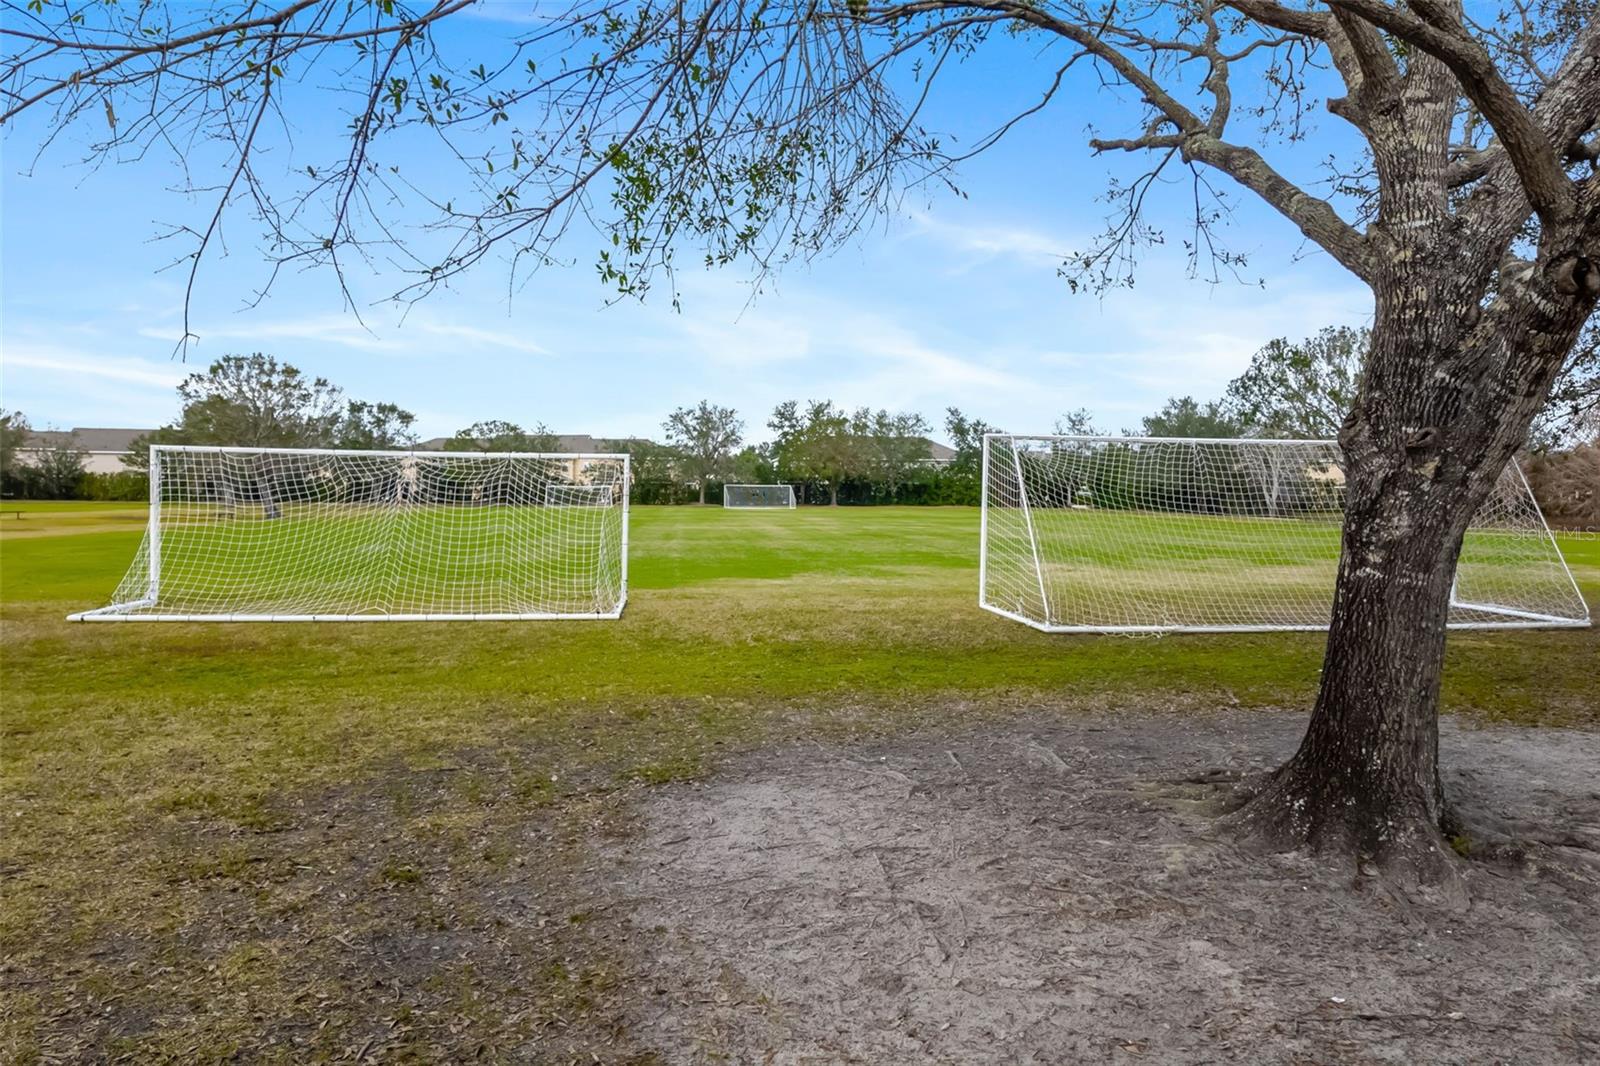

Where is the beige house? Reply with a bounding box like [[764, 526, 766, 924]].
[[18, 428, 149, 474]]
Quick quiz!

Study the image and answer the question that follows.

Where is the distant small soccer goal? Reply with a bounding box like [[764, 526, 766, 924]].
[[980, 434, 1590, 634], [71, 445, 630, 622], [544, 482, 617, 508], [724, 484, 796, 509]]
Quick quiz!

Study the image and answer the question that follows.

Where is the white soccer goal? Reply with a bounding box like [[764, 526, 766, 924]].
[[980, 434, 1590, 634], [71, 445, 630, 622], [544, 482, 616, 508], [724, 483, 796, 509]]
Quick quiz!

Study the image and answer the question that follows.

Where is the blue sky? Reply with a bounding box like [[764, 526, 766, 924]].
[[0, 3, 1373, 444]]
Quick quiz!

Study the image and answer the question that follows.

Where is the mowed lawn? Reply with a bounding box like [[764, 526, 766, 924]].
[[1, 501, 1597, 1060]]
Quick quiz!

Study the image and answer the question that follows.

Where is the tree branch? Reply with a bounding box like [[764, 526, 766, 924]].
[[1327, 0, 1577, 226], [1219, 0, 1330, 38], [1180, 132, 1371, 277]]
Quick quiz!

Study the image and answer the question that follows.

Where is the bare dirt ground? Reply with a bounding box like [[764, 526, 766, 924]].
[[604, 709, 1600, 1064], [12, 707, 1600, 1063]]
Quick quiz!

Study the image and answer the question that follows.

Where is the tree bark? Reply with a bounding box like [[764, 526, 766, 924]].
[[1228, 441, 1470, 886], [1231, 260, 1598, 892], [828, 482, 839, 506], [1224, 15, 1600, 888], [699, 480, 707, 505]]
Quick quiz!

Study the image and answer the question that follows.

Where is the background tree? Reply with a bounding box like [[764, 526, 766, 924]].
[[1226, 328, 1367, 439], [729, 444, 780, 488], [126, 354, 416, 468], [663, 401, 743, 504], [336, 402, 418, 450], [602, 436, 688, 503], [770, 401, 855, 506], [174, 353, 343, 447], [943, 408, 1002, 507], [1523, 436, 1600, 526], [1141, 397, 1244, 439], [1054, 409, 1104, 437], [32, 433, 88, 499], [853, 408, 933, 501], [0, 409, 30, 484], [10, 0, 1600, 882], [443, 421, 559, 453]]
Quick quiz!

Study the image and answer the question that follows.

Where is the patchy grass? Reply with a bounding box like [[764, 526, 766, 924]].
[[1, 503, 1595, 1060]]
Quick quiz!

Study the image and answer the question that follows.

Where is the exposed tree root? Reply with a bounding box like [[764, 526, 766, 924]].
[[1221, 763, 1472, 910]]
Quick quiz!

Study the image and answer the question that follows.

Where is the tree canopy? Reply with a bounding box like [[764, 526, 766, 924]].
[[0, 409, 30, 478], [1141, 396, 1245, 439], [1224, 328, 1366, 439], [443, 420, 559, 453], [663, 401, 744, 503], [126, 354, 417, 467]]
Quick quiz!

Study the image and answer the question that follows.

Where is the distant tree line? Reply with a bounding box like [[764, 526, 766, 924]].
[[615, 400, 995, 506], [6, 337, 1593, 520]]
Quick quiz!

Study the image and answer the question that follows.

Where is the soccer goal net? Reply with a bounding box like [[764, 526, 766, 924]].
[[981, 434, 1589, 634], [71, 446, 630, 622], [544, 483, 616, 508], [724, 484, 796, 509]]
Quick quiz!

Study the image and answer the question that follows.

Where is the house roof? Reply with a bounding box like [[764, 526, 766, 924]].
[[23, 427, 151, 452]]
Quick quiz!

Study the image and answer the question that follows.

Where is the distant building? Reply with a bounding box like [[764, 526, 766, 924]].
[[18, 428, 150, 474]]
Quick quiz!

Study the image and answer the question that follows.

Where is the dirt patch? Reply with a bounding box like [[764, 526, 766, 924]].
[[9, 707, 1599, 1063], [607, 710, 1600, 1063]]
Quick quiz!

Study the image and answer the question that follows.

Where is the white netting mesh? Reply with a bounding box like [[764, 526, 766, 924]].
[[981, 435, 1589, 633], [724, 484, 796, 508], [74, 447, 628, 621]]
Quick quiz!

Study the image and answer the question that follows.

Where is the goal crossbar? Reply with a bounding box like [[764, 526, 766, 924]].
[[71, 445, 631, 622], [980, 433, 1590, 634]]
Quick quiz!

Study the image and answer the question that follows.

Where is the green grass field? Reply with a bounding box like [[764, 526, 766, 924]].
[[2, 501, 1597, 1059]]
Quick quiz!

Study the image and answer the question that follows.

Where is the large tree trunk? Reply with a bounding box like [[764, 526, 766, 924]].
[[1228, 433, 1474, 884], [1231, 280, 1597, 891], [1223, 16, 1600, 888], [699, 480, 707, 505]]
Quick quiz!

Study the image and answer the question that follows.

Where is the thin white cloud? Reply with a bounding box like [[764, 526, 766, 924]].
[[137, 310, 550, 356], [903, 210, 1075, 267], [1, 343, 188, 389], [404, 314, 551, 356], [657, 280, 1009, 391], [139, 314, 400, 352], [674, 307, 811, 368]]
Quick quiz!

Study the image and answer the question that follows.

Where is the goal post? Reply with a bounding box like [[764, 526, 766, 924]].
[[723, 483, 796, 509], [70, 445, 631, 622], [980, 434, 1590, 634]]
